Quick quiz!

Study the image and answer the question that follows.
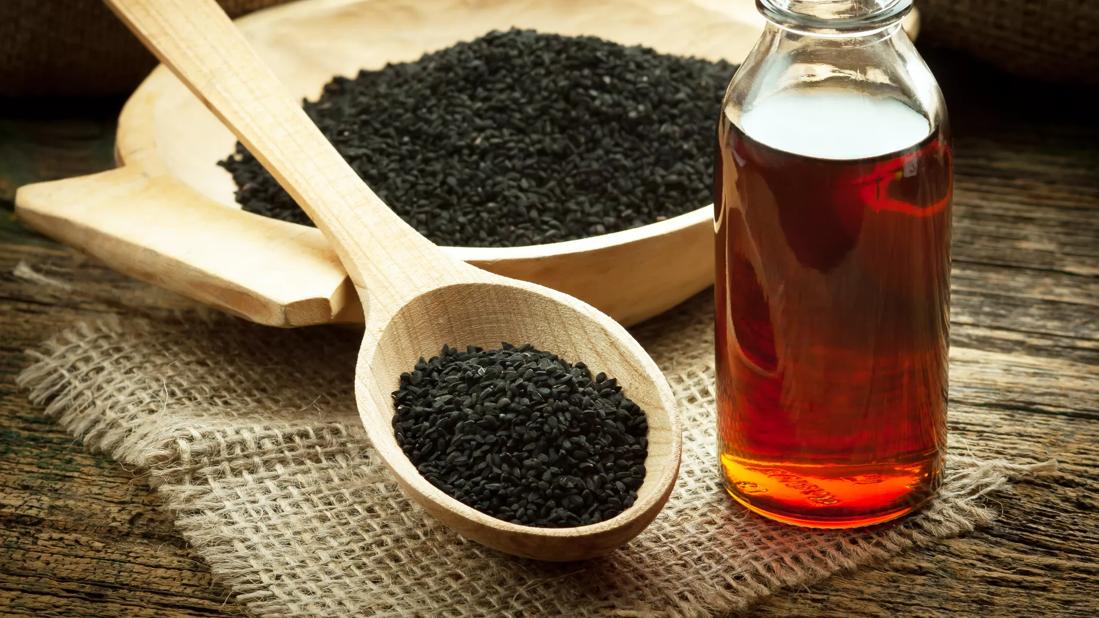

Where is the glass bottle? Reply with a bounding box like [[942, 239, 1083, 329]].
[[714, 0, 951, 528]]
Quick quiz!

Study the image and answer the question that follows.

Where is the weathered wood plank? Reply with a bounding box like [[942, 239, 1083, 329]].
[[0, 389, 238, 610], [756, 404, 1099, 616], [0, 231, 238, 616]]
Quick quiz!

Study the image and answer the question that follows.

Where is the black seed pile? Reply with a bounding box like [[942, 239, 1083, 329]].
[[220, 28, 736, 247], [392, 343, 648, 527]]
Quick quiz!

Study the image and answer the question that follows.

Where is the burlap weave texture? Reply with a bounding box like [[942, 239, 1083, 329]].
[[0, 0, 289, 96], [918, 0, 1099, 84], [19, 294, 1046, 616]]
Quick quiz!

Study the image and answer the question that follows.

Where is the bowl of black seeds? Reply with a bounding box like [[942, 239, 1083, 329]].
[[111, 0, 754, 327], [217, 28, 736, 325]]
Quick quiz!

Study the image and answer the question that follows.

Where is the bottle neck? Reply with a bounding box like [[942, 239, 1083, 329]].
[[757, 0, 912, 33], [725, 0, 944, 136]]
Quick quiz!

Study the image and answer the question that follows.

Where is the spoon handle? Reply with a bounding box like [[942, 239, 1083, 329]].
[[106, 0, 473, 309]]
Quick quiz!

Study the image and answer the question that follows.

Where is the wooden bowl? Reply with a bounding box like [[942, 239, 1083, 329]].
[[15, 0, 916, 327]]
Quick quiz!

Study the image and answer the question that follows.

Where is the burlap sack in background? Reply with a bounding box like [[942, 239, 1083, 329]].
[[917, 0, 1099, 84], [6, 0, 1096, 97], [0, 0, 289, 97], [17, 286, 1052, 616]]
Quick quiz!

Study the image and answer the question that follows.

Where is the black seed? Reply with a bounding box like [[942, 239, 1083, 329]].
[[391, 343, 648, 528], [220, 29, 737, 247]]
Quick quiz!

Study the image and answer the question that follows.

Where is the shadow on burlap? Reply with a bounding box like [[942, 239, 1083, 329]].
[[18, 292, 1051, 616]]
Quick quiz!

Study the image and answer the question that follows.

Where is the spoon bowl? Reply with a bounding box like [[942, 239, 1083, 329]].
[[358, 280, 680, 560], [108, 0, 682, 561]]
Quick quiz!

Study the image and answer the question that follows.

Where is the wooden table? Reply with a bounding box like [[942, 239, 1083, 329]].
[[1, 49, 1096, 616]]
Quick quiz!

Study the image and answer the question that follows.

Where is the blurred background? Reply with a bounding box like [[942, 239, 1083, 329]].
[[1, 0, 1096, 210]]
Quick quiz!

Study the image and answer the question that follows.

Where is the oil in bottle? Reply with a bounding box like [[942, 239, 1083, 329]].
[[715, 89, 952, 528]]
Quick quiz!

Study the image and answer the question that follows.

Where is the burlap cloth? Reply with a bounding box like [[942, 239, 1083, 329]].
[[916, 0, 1098, 84], [18, 286, 1050, 616], [0, 0, 289, 97]]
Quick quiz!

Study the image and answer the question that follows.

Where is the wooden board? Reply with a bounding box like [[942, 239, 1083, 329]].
[[13, 0, 918, 328], [14, 0, 758, 327]]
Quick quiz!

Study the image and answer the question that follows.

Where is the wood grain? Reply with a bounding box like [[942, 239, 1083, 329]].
[[0, 235, 239, 617], [0, 40, 1096, 618]]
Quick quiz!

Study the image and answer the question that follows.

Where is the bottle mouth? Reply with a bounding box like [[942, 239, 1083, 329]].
[[756, 0, 912, 32]]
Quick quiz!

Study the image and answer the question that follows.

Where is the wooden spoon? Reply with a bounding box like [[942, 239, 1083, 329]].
[[106, 0, 681, 561]]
